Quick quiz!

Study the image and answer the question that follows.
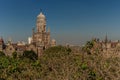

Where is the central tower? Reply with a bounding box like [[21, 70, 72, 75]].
[[36, 12, 46, 32], [29, 11, 56, 56], [32, 12, 50, 48]]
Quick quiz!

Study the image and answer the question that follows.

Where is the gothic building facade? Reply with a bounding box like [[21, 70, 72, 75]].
[[32, 12, 51, 48], [28, 12, 56, 56], [0, 11, 56, 57]]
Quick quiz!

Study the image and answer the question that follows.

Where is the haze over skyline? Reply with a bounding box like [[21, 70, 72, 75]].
[[0, 0, 120, 45]]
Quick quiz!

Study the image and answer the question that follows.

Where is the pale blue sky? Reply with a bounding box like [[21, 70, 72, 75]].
[[0, 0, 120, 45]]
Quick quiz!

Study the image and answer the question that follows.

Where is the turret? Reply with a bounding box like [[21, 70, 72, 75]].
[[36, 12, 46, 32]]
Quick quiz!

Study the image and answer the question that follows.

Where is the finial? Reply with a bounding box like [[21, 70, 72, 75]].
[[40, 8, 42, 12], [32, 27, 35, 34], [105, 33, 108, 43]]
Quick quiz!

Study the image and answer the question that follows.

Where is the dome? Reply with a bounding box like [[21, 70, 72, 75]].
[[37, 12, 45, 18]]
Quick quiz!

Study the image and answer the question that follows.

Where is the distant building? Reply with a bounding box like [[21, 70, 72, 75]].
[[0, 11, 56, 57], [32, 12, 51, 47], [91, 35, 120, 56], [17, 41, 26, 46], [27, 12, 56, 56]]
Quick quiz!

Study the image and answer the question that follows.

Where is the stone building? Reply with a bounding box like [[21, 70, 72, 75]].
[[27, 12, 56, 56], [32, 12, 50, 47], [93, 35, 120, 53], [0, 11, 56, 57]]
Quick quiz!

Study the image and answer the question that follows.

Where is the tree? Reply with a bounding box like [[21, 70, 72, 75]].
[[0, 51, 5, 57], [83, 40, 94, 54], [44, 46, 71, 57], [22, 50, 38, 61], [38, 46, 73, 79], [12, 52, 17, 59]]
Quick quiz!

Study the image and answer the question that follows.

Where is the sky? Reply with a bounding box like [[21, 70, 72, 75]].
[[0, 0, 120, 45]]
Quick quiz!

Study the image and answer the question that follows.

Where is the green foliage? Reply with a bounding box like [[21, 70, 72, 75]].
[[44, 46, 71, 57], [81, 63, 88, 70], [86, 41, 94, 49], [83, 40, 95, 54], [22, 50, 38, 61], [12, 52, 17, 59], [88, 71, 96, 80], [0, 57, 10, 69], [0, 51, 5, 57], [31, 60, 41, 67], [0, 45, 119, 80]]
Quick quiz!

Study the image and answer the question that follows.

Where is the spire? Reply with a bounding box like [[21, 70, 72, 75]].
[[32, 27, 35, 34], [8, 37, 12, 44], [48, 27, 50, 33], [37, 9, 45, 18], [40, 8, 42, 13], [105, 34, 108, 43]]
